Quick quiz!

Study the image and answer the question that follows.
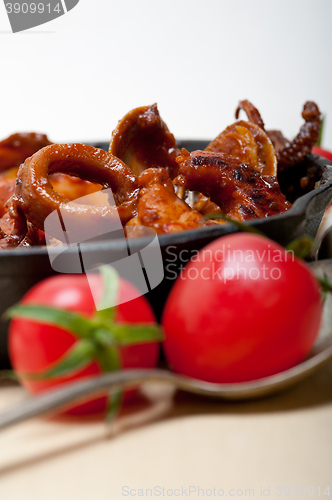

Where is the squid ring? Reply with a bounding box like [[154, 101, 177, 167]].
[[14, 143, 139, 241]]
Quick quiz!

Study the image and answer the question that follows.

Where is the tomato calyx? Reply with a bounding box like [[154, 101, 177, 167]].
[[318, 276, 332, 296], [5, 266, 164, 419]]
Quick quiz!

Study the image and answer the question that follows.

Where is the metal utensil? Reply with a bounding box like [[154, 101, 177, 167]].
[[0, 259, 331, 433]]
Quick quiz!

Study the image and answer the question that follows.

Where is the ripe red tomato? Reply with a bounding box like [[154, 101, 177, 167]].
[[9, 273, 159, 415], [162, 234, 322, 383], [312, 146, 332, 163]]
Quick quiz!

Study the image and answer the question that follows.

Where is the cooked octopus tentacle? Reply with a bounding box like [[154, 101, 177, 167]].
[[206, 120, 277, 176], [0, 200, 29, 249], [13, 143, 139, 241], [109, 104, 180, 179], [126, 168, 206, 235], [235, 100, 265, 130], [266, 130, 289, 153], [175, 150, 290, 221], [275, 102, 321, 172]]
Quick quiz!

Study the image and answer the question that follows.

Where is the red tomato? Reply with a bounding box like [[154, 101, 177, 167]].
[[9, 274, 159, 415], [312, 146, 332, 163], [162, 234, 322, 383]]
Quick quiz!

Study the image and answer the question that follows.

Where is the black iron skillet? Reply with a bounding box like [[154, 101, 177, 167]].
[[0, 141, 331, 367]]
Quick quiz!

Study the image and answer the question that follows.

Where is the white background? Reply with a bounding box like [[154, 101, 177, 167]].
[[0, 0, 332, 147]]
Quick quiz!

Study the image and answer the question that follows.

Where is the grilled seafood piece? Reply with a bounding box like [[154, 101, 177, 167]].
[[0, 133, 52, 219], [235, 101, 290, 156], [272, 102, 321, 172], [1, 100, 321, 247], [109, 104, 180, 179], [234, 99, 322, 172], [6, 144, 139, 243], [0, 132, 52, 173], [266, 130, 289, 152], [184, 100, 276, 215], [0, 201, 41, 249], [235, 100, 265, 130], [192, 193, 222, 216], [0, 169, 104, 218], [206, 120, 277, 177], [0, 210, 25, 249], [0, 132, 106, 220], [175, 150, 291, 221], [0, 168, 17, 218], [126, 168, 207, 235]]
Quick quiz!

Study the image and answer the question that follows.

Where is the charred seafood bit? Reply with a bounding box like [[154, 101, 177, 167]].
[[233, 99, 322, 173], [271, 102, 321, 172], [0, 99, 323, 248], [126, 168, 207, 236], [175, 150, 291, 221], [206, 119, 277, 177], [235, 100, 265, 130], [109, 103, 180, 179], [0, 204, 33, 249]]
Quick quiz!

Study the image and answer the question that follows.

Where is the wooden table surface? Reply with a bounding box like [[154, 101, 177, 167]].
[[0, 360, 331, 500]]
